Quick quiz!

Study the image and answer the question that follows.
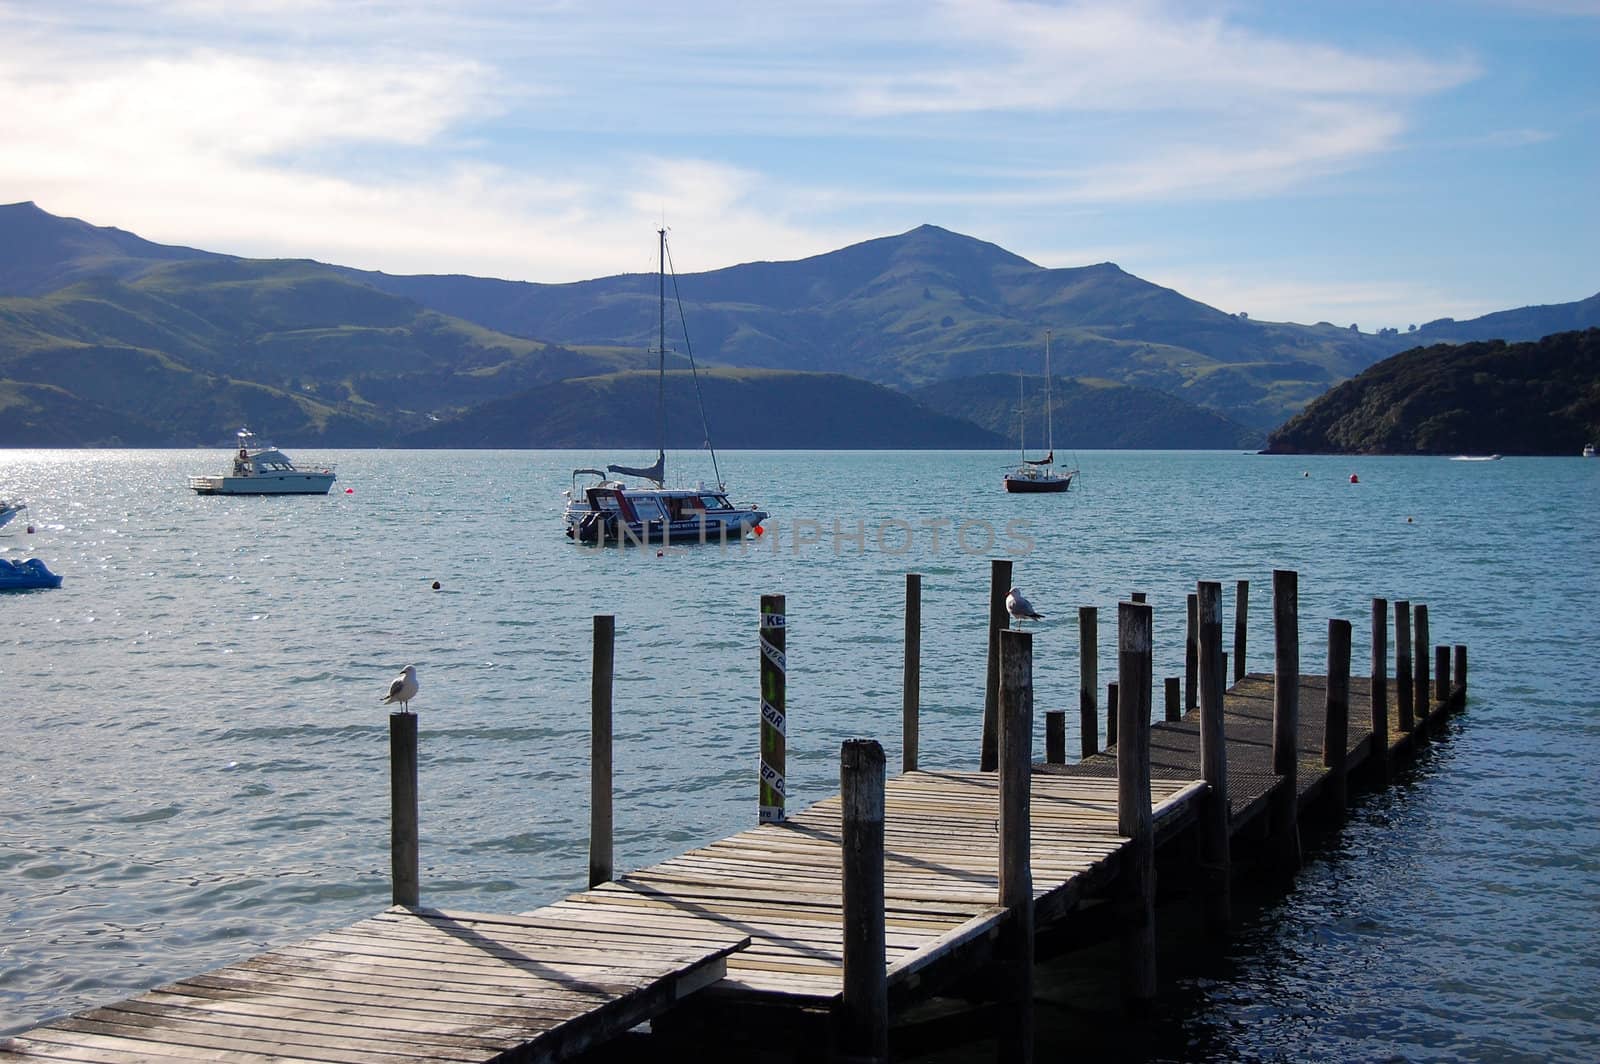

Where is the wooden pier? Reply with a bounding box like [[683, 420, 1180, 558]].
[[3, 570, 1467, 1063]]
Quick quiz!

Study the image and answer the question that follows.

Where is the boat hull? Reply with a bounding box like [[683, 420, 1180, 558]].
[[190, 474, 336, 495], [1004, 474, 1073, 493], [566, 511, 767, 545]]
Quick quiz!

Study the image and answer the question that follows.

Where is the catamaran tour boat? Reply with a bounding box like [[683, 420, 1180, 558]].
[[563, 230, 767, 545], [188, 430, 337, 495], [1003, 331, 1078, 493]]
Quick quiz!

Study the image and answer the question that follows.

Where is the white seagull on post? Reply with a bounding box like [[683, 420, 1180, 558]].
[[381, 664, 419, 712], [1006, 587, 1043, 625]]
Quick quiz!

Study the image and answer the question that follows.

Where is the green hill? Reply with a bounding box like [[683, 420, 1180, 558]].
[[4, 201, 1597, 447], [408, 368, 1005, 448], [913, 374, 1264, 449], [341, 225, 1415, 429], [1263, 329, 1600, 455]]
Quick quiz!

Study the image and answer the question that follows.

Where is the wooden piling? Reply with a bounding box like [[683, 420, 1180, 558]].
[[760, 594, 788, 823], [389, 710, 419, 908], [1117, 602, 1156, 1002], [1045, 709, 1066, 765], [839, 739, 888, 1064], [1107, 682, 1119, 747], [903, 574, 921, 774], [1196, 582, 1231, 935], [1323, 618, 1351, 811], [1414, 604, 1431, 743], [1185, 592, 1199, 715], [998, 629, 1035, 1062], [1271, 569, 1301, 874], [589, 615, 615, 889], [1233, 580, 1249, 683], [1131, 592, 1147, 603], [1164, 676, 1181, 722], [1435, 644, 1450, 705], [1395, 600, 1414, 732], [1079, 606, 1098, 759], [982, 559, 1014, 772], [1455, 644, 1468, 694], [1370, 598, 1389, 783]]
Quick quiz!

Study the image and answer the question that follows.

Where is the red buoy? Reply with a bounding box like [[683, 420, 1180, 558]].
[[1349, 473, 1359, 483]]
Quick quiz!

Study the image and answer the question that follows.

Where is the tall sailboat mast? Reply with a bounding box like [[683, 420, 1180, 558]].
[[657, 227, 667, 466], [1045, 329, 1054, 461]]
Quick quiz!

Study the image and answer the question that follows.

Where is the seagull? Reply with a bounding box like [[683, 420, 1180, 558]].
[[381, 664, 419, 712], [1006, 587, 1043, 625]]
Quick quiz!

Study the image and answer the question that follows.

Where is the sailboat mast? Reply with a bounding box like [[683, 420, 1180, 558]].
[[1045, 329, 1054, 459], [1017, 368, 1025, 461], [657, 228, 667, 466]]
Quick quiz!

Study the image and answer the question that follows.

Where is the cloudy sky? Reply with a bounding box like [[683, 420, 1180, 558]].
[[3, 0, 1596, 328]]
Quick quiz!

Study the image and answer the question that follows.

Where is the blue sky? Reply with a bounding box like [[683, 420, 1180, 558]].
[[2, 0, 1595, 329]]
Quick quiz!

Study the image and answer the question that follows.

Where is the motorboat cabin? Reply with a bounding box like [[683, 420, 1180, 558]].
[[564, 469, 766, 545]]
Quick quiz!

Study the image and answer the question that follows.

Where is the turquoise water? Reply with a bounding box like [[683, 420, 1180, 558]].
[[2, 449, 1597, 1060]]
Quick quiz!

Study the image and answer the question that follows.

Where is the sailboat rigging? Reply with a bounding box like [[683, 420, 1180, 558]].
[[1003, 330, 1078, 493], [562, 229, 768, 544]]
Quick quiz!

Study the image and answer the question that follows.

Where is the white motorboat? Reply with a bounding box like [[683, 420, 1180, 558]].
[[1003, 330, 1078, 493], [189, 430, 337, 495], [1585, 443, 1596, 458], [563, 229, 767, 545], [0, 497, 26, 530]]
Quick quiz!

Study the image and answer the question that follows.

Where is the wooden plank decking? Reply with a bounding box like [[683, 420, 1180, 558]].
[[3, 672, 1462, 1061], [0, 908, 747, 1064], [536, 772, 1203, 1006]]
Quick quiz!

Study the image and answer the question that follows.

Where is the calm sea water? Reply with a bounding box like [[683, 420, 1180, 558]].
[[2, 449, 1596, 1060]]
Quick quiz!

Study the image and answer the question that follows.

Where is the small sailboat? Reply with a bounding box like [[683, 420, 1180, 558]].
[[1003, 331, 1077, 493], [562, 229, 767, 545]]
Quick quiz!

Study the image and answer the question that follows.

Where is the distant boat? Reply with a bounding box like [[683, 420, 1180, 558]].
[[0, 497, 26, 530], [562, 229, 767, 545], [1585, 443, 1596, 458], [0, 557, 61, 591], [1450, 454, 1503, 462], [188, 430, 337, 495], [1003, 330, 1077, 493]]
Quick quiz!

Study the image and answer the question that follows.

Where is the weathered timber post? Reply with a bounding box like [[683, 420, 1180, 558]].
[[390, 710, 419, 907], [1046, 710, 1066, 765], [1107, 682, 1120, 747], [1118, 601, 1156, 1002], [760, 594, 788, 823], [982, 559, 1014, 772], [1414, 604, 1432, 744], [1394, 601, 1414, 733], [1435, 645, 1450, 705], [1271, 569, 1302, 874], [839, 739, 888, 1064], [1079, 606, 1099, 758], [1454, 644, 1468, 697], [903, 574, 922, 774], [1131, 592, 1147, 603], [1370, 598, 1390, 783], [1185, 592, 1199, 715], [1164, 676, 1181, 722], [589, 615, 615, 888], [1233, 580, 1249, 682], [1196, 581, 1231, 935], [998, 629, 1035, 1063], [1323, 618, 1351, 812]]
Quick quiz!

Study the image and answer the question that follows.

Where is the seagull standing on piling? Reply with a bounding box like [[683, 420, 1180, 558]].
[[1006, 587, 1043, 625], [381, 664, 419, 712]]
